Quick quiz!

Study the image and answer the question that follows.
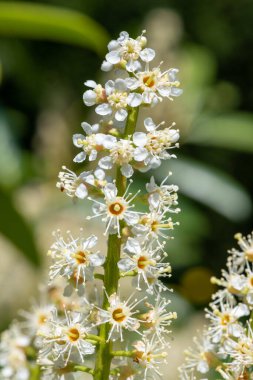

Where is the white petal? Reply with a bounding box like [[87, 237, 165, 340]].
[[79, 170, 92, 180], [197, 360, 209, 374], [125, 237, 141, 254], [98, 156, 113, 170], [133, 132, 147, 147], [83, 90, 96, 106], [139, 48, 155, 62], [118, 258, 135, 271], [101, 60, 113, 72], [127, 93, 142, 107], [146, 176, 156, 192], [121, 164, 134, 178], [168, 68, 179, 81], [115, 108, 128, 121], [75, 183, 88, 199], [157, 86, 172, 97], [170, 87, 183, 97], [81, 122, 92, 135], [134, 147, 148, 162], [106, 50, 121, 64], [124, 212, 139, 225], [91, 123, 100, 133], [105, 80, 115, 95], [84, 235, 98, 249], [73, 133, 85, 147], [102, 135, 117, 149], [89, 150, 97, 161], [149, 193, 160, 209], [108, 39, 120, 50], [82, 174, 94, 185], [89, 253, 105, 266], [115, 78, 127, 92], [142, 91, 153, 104], [95, 168, 105, 180], [126, 59, 140, 72], [95, 103, 112, 116], [144, 117, 156, 132], [104, 183, 117, 199], [84, 80, 97, 88], [169, 129, 180, 143], [95, 133, 107, 146], [119, 31, 129, 42], [125, 77, 139, 90], [73, 152, 86, 163]]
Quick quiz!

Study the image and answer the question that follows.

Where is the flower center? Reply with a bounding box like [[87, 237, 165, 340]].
[[137, 255, 150, 270], [73, 250, 88, 265], [38, 313, 47, 325], [112, 307, 126, 323], [67, 327, 80, 342], [107, 92, 128, 109], [221, 313, 231, 325], [246, 247, 253, 262], [109, 202, 125, 216], [143, 75, 155, 88]]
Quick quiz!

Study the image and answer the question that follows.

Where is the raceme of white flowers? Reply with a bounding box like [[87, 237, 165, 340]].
[[179, 232, 253, 380], [0, 30, 182, 380]]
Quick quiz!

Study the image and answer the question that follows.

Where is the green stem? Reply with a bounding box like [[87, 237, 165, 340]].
[[93, 107, 139, 380], [29, 364, 41, 380], [74, 365, 95, 375], [111, 350, 135, 357]]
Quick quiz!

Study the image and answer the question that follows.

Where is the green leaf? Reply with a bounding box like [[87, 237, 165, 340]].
[[157, 157, 252, 221], [187, 113, 253, 152], [0, 186, 40, 266], [0, 2, 110, 55]]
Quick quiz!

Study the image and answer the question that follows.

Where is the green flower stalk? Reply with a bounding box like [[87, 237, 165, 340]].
[[0, 30, 182, 380]]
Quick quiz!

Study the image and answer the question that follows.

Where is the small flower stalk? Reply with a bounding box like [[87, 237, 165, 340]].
[[179, 232, 253, 380], [0, 31, 182, 380]]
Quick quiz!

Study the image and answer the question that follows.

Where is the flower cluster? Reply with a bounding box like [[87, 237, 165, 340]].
[[179, 232, 253, 380], [0, 30, 182, 380]]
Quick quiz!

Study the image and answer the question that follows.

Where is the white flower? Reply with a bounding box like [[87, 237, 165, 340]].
[[97, 79, 142, 122], [73, 121, 116, 163], [101, 30, 155, 73], [141, 296, 177, 343], [205, 301, 249, 344], [83, 80, 107, 106], [210, 259, 246, 305], [40, 357, 75, 380], [132, 336, 168, 380], [56, 166, 91, 199], [132, 118, 179, 171], [132, 208, 178, 243], [48, 230, 104, 294], [180, 334, 214, 377], [0, 323, 30, 380], [98, 138, 149, 178], [95, 293, 143, 341], [126, 66, 182, 106], [118, 237, 171, 292], [20, 300, 54, 336], [229, 232, 253, 272], [223, 324, 253, 375], [37, 309, 95, 365], [146, 175, 180, 212], [87, 182, 140, 237]]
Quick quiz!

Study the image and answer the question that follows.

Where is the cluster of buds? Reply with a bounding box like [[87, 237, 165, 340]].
[[0, 31, 182, 380], [179, 232, 253, 380]]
